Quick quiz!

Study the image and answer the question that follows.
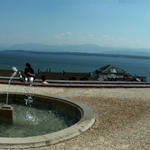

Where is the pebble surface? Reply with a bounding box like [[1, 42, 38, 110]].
[[0, 84, 150, 150]]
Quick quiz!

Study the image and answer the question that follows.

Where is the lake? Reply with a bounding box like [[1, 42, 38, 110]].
[[0, 50, 150, 81]]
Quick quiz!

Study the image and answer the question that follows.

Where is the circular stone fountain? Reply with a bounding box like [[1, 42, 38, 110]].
[[0, 92, 95, 149]]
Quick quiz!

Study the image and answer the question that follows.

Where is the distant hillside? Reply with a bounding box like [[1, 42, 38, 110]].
[[7, 43, 112, 53], [1, 43, 150, 56], [3, 50, 150, 60]]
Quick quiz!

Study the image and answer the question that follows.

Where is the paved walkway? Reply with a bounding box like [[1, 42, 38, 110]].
[[0, 84, 150, 150]]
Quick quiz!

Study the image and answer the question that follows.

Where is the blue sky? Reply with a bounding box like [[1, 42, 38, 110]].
[[0, 0, 150, 49]]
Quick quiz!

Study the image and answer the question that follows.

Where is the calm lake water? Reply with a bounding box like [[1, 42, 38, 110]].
[[0, 51, 150, 81]]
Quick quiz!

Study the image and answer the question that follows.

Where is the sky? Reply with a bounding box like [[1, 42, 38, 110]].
[[0, 0, 150, 49]]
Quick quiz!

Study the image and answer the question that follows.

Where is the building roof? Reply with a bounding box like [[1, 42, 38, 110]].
[[96, 64, 128, 75]]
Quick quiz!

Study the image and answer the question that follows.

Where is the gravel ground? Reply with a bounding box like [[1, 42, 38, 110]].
[[0, 84, 150, 150]]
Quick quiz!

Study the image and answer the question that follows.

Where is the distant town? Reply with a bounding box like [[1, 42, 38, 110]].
[[0, 64, 147, 82]]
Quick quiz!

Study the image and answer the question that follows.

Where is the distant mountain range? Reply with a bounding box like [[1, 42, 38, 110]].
[[3, 49, 150, 61], [1, 43, 150, 56]]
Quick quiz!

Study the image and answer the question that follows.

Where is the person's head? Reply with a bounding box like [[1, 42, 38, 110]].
[[25, 63, 31, 69]]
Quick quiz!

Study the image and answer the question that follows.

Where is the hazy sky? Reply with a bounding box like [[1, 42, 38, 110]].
[[0, 0, 150, 49]]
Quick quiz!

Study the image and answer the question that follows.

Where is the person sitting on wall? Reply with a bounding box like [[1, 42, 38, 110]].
[[24, 63, 35, 82]]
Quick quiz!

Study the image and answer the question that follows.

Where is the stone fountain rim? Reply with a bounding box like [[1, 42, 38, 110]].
[[0, 92, 95, 149]]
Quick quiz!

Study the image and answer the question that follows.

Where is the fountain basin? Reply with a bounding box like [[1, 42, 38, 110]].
[[0, 92, 95, 149]]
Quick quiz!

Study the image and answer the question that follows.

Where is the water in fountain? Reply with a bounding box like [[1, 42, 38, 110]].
[[24, 78, 34, 106], [5, 66, 33, 106], [0, 94, 80, 137], [24, 96, 33, 107], [6, 67, 18, 105]]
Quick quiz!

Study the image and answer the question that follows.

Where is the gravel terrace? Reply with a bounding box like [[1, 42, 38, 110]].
[[0, 84, 150, 150]]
